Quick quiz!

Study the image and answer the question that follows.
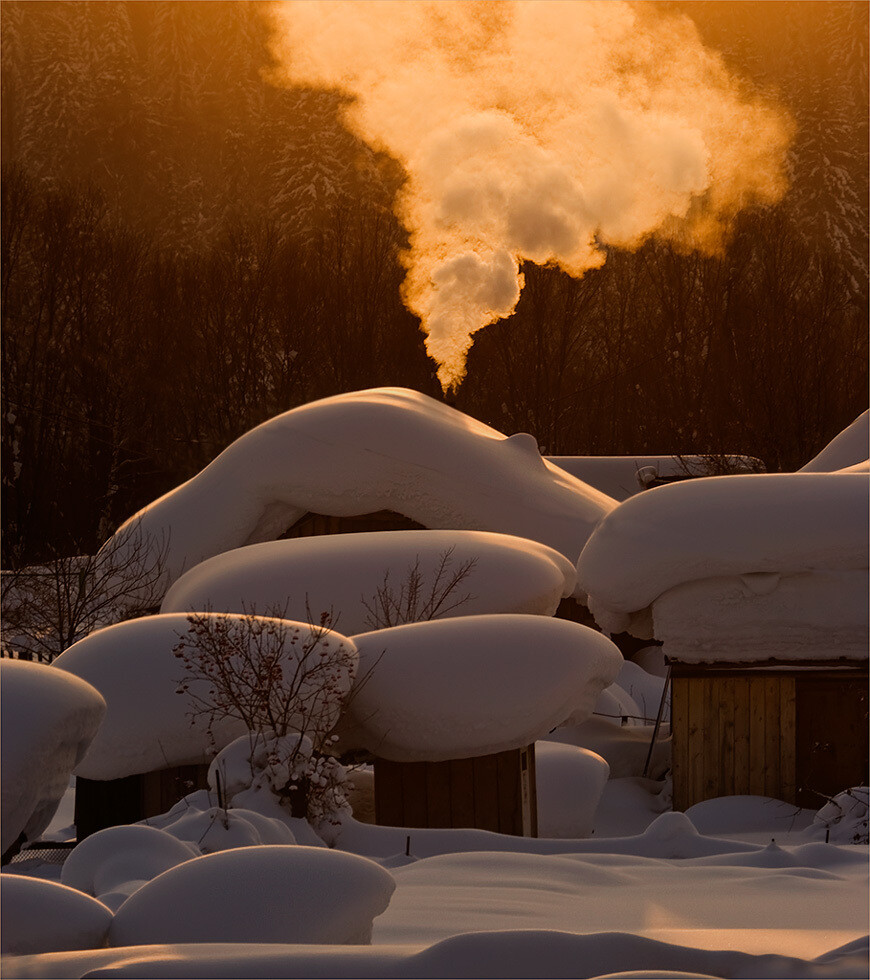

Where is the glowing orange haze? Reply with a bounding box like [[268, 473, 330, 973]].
[[267, 0, 793, 391]]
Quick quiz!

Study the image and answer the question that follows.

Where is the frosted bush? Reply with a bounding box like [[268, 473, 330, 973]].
[[813, 787, 869, 844], [209, 731, 352, 845]]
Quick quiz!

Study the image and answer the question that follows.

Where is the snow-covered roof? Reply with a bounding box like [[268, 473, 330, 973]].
[[576, 472, 869, 663], [53, 614, 358, 780], [160, 530, 576, 634], [340, 615, 623, 762], [103, 388, 615, 597], [547, 455, 762, 501], [799, 410, 869, 473], [1, 660, 106, 853]]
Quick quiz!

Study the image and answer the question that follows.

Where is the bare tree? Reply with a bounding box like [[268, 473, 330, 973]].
[[0, 518, 168, 662]]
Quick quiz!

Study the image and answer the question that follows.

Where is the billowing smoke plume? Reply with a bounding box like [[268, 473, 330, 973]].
[[267, 1, 793, 390]]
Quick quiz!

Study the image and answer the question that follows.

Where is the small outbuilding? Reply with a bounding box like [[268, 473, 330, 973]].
[[669, 657, 869, 811]]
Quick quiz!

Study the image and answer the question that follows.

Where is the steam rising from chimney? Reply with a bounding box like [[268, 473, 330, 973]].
[[267, 1, 793, 390]]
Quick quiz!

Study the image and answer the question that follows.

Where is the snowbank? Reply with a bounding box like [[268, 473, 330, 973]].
[[161, 530, 575, 632], [108, 846, 396, 946], [535, 742, 610, 838], [53, 614, 357, 779], [547, 455, 761, 501], [799, 410, 869, 472], [341, 615, 622, 762], [5, 933, 867, 979], [61, 825, 200, 910], [102, 388, 615, 597], [576, 473, 869, 635], [652, 569, 869, 662], [1, 660, 105, 854], [0, 875, 112, 955]]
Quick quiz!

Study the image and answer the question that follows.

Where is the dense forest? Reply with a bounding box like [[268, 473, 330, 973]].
[[1, 1, 867, 565]]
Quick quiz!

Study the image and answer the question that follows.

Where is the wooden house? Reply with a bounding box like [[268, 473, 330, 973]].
[[669, 658, 869, 811]]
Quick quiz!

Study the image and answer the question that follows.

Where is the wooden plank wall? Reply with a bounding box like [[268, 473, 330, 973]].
[[374, 746, 537, 837], [75, 764, 211, 841], [672, 673, 796, 811]]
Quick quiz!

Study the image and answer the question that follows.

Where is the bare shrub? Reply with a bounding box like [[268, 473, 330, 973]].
[[361, 547, 477, 629], [172, 608, 357, 834]]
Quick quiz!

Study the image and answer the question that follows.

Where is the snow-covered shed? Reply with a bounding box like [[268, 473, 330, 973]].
[[577, 472, 869, 811], [344, 616, 623, 836]]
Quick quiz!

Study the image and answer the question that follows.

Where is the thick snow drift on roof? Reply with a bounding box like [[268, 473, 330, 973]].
[[1, 660, 105, 853], [161, 530, 575, 633], [103, 388, 615, 596], [340, 615, 622, 762], [799, 410, 869, 472], [108, 846, 396, 946], [653, 570, 869, 663], [576, 473, 869, 621], [0, 875, 113, 955], [547, 455, 762, 501], [53, 614, 357, 780]]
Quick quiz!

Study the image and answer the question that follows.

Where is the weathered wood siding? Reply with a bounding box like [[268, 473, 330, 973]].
[[75, 764, 210, 841], [672, 666, 868, 811], [672, 671, 796, 811], [374, 746, 537, 837]]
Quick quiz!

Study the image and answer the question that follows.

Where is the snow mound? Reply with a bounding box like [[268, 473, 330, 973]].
[[594, 683, 644, 727], [799, 410, 869, 472], [576, 473, 869, 637], [0, 874, 112, 954], [158, 805, 298, 853], [108, 845, 396, 946], [61, 824, 200, 905], [535, 742, 610, 838], [1, 660, 105, 854], [161, 530, 576, 632], [53, 614, 357, 779], [103, 388, 615, 597], [341, 615, 622, 762]]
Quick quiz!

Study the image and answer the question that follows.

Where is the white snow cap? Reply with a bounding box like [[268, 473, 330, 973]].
[[577, 472, 869, 661], [0, 875, 113, 955], [103, 387, 615, 596], [161, 529, 576, 632], [577, 473, 869, 617], [53, 614, 357, 780], [108, 846, 396, 946], [341, 614, 623, 762], [799, 410, 869, 472], [1, 659, 105, 853]]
